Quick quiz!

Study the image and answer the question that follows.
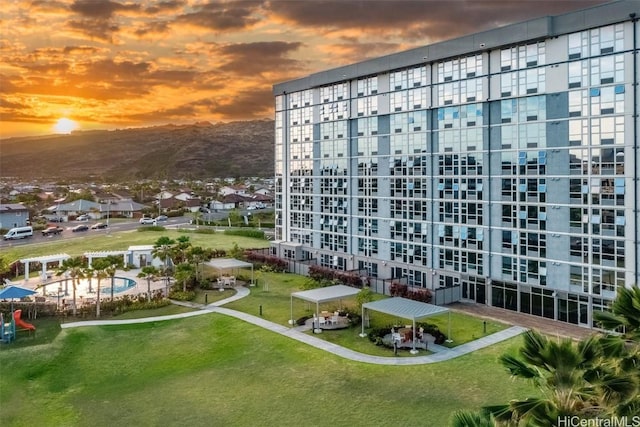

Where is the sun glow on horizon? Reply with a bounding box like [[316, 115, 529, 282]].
[[53, 117, 78, 134]]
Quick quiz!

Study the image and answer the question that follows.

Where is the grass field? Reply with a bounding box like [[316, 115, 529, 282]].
[[0, 231, 537, 426], [0, 315, 534, 427], [2, 227, 271, 265]]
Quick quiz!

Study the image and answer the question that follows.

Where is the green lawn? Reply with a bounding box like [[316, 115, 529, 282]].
[[0, 231, 536, 425], [2, 227, 270, 265], [0, 315, 535, 426]]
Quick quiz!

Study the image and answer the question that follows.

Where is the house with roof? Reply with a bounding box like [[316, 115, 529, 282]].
[[100, 199, 147, 219], [0, 203, 29, 229]]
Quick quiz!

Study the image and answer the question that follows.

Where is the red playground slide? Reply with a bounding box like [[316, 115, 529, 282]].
[[13, 309, 36, 331]]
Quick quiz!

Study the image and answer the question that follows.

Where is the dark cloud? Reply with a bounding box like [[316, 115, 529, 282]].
[[30, 1, 68, 13], [323, 41, 403, 64], [63, 46, 101, 55], [218, 41, 305, 76], [175, 1, 264, 31], [70, 0, 140, 19], [267, 0, 609, 41], [145, 0, 186, 15], [67, 19, 120, 43], [210, 88, 273, 118], [134, 20, 172, 37]]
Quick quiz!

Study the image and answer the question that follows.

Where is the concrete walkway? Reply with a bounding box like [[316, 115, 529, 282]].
[[61, 286, 528, 365]]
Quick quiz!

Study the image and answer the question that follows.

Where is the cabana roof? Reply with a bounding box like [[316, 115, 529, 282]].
[[205, 258, 253, 270], [362, 297, 449, 321], [292, 284, 360, 304]]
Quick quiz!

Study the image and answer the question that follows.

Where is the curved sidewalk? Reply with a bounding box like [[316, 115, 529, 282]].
[[60, 287, 527, 365]]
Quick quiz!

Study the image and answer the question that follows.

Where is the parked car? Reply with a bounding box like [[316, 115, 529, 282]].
[[76, 214, 90, 221], [90, 222, 108, 229], [156, 215, 168, 221], [72, 224, 89, 232], [139, 217, 157, 225], [42, 226, 64, 236]]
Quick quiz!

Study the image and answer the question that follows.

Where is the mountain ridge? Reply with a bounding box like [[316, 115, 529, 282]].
[[0, 120, 275, 181]]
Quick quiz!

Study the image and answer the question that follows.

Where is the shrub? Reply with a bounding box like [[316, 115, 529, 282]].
[[168, 290, 196, 301], [224, 229, 266, 239], [245, 252, 287, 272], [137, 225, 166, 232]]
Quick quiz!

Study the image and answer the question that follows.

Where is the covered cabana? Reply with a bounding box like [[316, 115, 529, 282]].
[[361, 297, 450, 354], [204, 258, 254, 286], [290, 285, 360, 331]]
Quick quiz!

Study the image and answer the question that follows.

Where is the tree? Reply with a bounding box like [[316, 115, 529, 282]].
[[102, 255, 124, 301], [56, 257, 86, 316], [483, 330, 638, 424], [173, 235, 191, 264], [228, 242, 243, 260], [152, 236, 175, 295], [90, 258, 111, 318], [356, 287, 375, 309], [174, 262, 195, 292], [137, 266, 159, 302], [187, 246, 211, 283], [594, 285, 640, 341]]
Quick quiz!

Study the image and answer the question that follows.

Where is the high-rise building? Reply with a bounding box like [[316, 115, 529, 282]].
[[271, 0, 640, 329]]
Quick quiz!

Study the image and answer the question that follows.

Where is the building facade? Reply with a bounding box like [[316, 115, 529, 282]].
[[272, 0, 640, 329]]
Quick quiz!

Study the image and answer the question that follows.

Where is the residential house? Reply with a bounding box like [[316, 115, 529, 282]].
[[0, 203, 29, 229]]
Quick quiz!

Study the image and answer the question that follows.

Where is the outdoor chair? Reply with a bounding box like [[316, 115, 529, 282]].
[[318, 316, 326, 326]]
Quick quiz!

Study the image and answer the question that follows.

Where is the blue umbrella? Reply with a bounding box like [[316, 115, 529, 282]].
[[0, 284, 37, 312]]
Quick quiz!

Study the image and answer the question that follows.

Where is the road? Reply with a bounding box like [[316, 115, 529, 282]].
[[1, 215, 274, 249], [0, 217, 190, 249]]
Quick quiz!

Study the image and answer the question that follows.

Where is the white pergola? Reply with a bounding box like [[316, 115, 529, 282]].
[[204, 258, 254, 285], [19, 253, 71, 281], [84, 250, 129, 267], [290, 285, 361, 330], [361, 297, 450, 354]]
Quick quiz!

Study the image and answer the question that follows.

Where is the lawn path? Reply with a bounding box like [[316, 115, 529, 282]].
[[60, 286, 527, 365]]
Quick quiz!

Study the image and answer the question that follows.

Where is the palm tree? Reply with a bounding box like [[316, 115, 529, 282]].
[[56, 257, 86, 316], [175, 262, 195, 292], [102, 255, 124, 301], [152, 236, 175, 295], [450, 410, 497, 427], [594, 285, 640, 341], [187, 246, 211, 284], [90, 258, 111, 318], [137, 266, 159, 302], [485, 330, 638, 424], [174, 235, 191, 264]]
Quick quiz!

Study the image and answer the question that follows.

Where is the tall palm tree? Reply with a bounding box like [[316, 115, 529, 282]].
[[91, 258, 111, 318], [175, 262, 195, 292], [174, 235, 191, 264], [152, 236, 175, 296], [56, 257, 86, 316], [594, 285, 640, 341], [102, 255, 124, 301], [187, 246, 211, 284], [485, 330, 637, 424], [137, 266, 159, 302]]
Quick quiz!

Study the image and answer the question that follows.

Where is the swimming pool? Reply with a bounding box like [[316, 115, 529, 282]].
[[44, 276, 137, 298]]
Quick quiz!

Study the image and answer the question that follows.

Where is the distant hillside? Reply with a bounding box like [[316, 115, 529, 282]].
[[0, 120, 275, 181]]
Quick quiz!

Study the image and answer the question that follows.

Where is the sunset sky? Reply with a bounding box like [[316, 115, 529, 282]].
[[0, 0, 608, 138]]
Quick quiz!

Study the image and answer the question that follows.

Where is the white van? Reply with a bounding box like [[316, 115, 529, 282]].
[[3, 226, 34, 240]]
